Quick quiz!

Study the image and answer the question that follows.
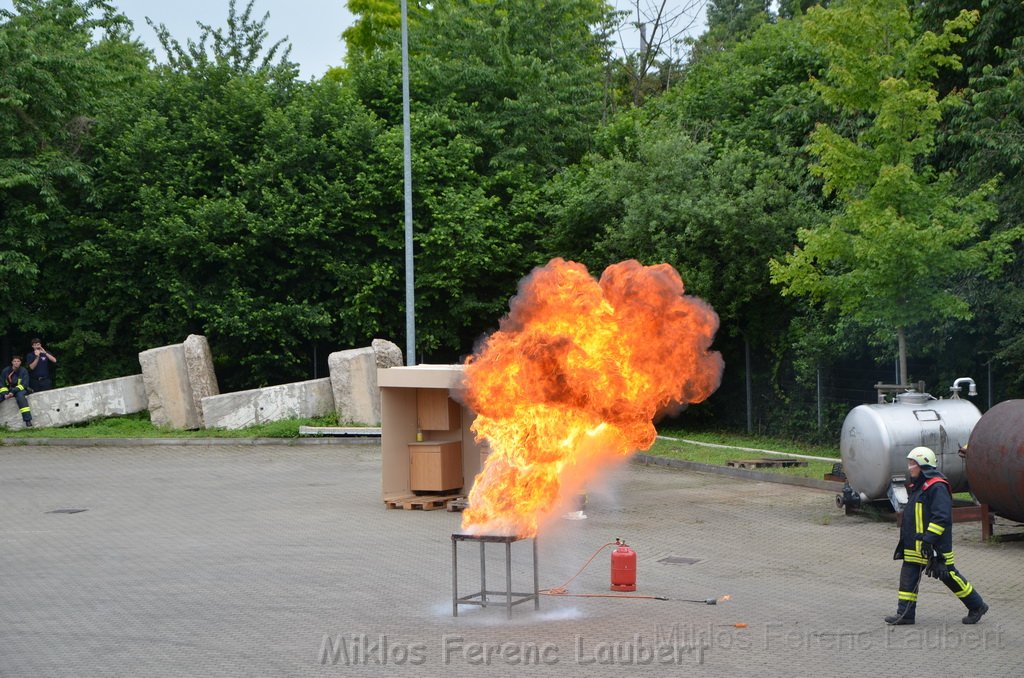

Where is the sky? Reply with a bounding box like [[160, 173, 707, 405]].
[[127, 0, 355, 79], [1, 0, 707, 81], [1, 0, 354, 80]]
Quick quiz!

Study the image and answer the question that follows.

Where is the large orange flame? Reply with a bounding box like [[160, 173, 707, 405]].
[[460, 258, 724, 537]]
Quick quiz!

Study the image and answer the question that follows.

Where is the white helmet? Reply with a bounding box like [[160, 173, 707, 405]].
[[907, 446, 937, 468]]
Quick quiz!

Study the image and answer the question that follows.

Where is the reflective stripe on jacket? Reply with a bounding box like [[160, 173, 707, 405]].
[[894, 470, 954, 565]]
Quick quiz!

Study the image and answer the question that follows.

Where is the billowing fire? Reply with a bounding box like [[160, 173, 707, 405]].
[[460, 258, 724, 537]]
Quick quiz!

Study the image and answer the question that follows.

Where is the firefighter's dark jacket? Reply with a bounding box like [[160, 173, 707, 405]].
[[0, 366, 30, 394], [894, 468, 954, 566]]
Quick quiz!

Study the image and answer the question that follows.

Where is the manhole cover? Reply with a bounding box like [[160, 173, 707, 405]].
[[658, 556, 701, 565], [46, 508, 88, 514]]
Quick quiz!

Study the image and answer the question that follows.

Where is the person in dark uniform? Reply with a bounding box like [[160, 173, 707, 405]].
[[886, 446, 989, 625], [0, 355, 33, 427], [26, 338, 57, 391]]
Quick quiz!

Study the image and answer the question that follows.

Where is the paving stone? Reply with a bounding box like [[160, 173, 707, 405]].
[[1, 444, 1020, 677]]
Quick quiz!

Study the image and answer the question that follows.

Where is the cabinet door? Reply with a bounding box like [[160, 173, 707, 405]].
[[409, 442, 463, 491], [416, 389, 461, 431]]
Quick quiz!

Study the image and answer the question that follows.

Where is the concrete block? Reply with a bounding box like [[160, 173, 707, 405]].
[[183, 334, 219, 426], [201, 378, 334, 430], [139, 344, 201, 430], [0, 375, 147, 430], [329, 347, 386, 426], [372, 338, 404, 368]]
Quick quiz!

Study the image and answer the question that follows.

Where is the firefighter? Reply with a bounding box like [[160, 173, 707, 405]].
[[886, 446, 988, 625], [0, 355, 33, 427]]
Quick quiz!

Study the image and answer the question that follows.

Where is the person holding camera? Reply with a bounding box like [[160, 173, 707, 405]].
[[1, 355, 33, 427], [26, 338, 56, 391]]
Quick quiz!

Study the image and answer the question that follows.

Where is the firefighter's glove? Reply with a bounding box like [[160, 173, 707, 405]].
[[916, 531, 938, 545], [925, 552, 948, 580], [919, 541, 935, 562]]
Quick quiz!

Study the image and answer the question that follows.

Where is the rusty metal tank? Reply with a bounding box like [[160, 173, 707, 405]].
[[839, 391, 981, 504], [965, 399, 1024, 522]]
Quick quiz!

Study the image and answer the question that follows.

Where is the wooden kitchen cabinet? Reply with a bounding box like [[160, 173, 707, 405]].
[[409, 441, 463, 492], [416, 389, 461, 431], [379, 365, 488, 503]]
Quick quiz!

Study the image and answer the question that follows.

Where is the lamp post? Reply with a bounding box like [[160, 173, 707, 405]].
[[401, 0, 416, 365]]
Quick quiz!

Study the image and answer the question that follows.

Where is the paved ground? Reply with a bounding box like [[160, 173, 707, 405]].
[[2, 442, 1021, 677]]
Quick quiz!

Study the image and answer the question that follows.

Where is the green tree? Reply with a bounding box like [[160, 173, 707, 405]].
[[705, 0, 770, 41], [58, 3, 401, 387], [686, 0, 771, 63], [944, 25, 1024, 393], [915, 0, 1024, 94], [146, 0, 293, 75], [769, 0, 1014, 386], [409, 0, 611, 180], [541, 13, 833, 432], [1, 0, 148, 360], [342, 0, 427, 60], [545, 14, 827, 330], [342, 0, 614, 360], [585, 135, 819, 344]]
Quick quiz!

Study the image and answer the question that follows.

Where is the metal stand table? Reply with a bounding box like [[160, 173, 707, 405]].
[[451, 533, 539, 618]]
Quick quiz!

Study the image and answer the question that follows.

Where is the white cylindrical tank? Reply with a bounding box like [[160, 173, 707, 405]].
[[840, 392, 981, 502]]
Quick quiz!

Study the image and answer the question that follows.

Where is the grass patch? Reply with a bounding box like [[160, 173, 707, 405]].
[[648, 430, 841, 480], [657, 428, 840, 458], [1, 412, 342, 439]]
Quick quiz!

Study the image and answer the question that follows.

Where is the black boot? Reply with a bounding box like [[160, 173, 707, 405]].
[[962, 602, 989, 625], [885, 601, 915, 625], [885, 613, 915, 625]]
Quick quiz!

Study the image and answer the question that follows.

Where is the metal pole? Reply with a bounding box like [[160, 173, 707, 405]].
[[400, 0, 416, 366], [816, 367, 823, 432], [987, 360, 992, 411], [745, 337, 753, 434]]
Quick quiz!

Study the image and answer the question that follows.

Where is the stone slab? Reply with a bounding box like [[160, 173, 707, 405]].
[[182, 334, 219, 426], [0, 375, 147, 430], [200, 377, 334, 429], [372, 338, 404, 368], [328, 347, 380, 425], [139, 344, 200, 430]]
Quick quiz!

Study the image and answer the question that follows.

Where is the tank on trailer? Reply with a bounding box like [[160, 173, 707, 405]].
[[964, 399, 1024, 522], [837, 379, 980, 511]]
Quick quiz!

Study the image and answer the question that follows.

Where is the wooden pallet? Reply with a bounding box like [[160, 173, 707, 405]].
[[384, 495, 417, 510], [727, 458, 808, 469], [384, 494, 463, 511]]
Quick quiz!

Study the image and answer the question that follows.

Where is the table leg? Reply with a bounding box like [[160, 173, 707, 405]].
[[452, 537, 458, 617], [533, 537, 539, 610], [506, 542, 513, 619], [480, 541, 487, 607]]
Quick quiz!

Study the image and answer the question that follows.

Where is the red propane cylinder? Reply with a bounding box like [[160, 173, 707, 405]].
[[610, 541, 637, 592]]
